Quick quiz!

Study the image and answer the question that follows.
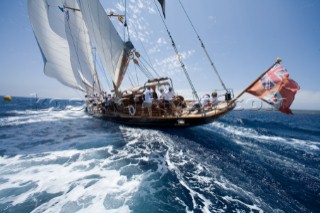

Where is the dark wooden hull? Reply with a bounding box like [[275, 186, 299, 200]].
[[88, 102, 235, 128]]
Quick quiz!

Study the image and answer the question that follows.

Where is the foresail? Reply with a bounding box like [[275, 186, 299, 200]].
[[28, 0, 84, 92], [78, 0, 133, 89], [64, 0, 99, 92]]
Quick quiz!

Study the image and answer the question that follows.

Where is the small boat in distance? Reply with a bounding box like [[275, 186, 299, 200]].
[[28, 0, 299, 127]]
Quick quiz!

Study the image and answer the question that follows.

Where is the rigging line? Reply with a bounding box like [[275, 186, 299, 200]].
[[96, 54, 112, 91], [138, 64, 153, 79], [140, 55, 160, 77], [124, 0, 131, 41], [135, 57, 154, 78], [121, 0, 126, 41], [124, 8, 158, 78], [153, 0, 201, 105], [135, 62, 153, 79], [78, 12, 101, 93], [95, 1, 116, 81], [130, 65, 139, 85], [92, 47, 103, 92], [127, 70, 135, 87], [138, 59, 155, 79], [65, 8, 90, 93], [80, 1, 116, 86], [133, 62, 140, 85], [177, 0, 228, 92], [126, 13, 155, 70]]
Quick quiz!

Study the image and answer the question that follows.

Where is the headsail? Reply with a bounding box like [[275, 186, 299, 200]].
[[28, 0, 84, 91], [78, 0, 134, 89]]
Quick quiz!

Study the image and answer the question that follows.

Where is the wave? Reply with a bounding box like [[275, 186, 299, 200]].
[[1, 100, 319, 212], [209, 121, 320, 153], [0, 108, 89, 127]]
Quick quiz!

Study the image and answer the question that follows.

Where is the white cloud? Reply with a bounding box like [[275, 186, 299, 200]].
[[293, 90, 320, 110], [147, 6, 156, 14], [152, 50, 195, 76], [208, 15, 217, 23], [116, 3, 125, 12], [157, 37, 166, 45]]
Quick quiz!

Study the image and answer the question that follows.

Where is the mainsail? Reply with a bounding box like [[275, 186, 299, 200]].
[[78, 0, 134, 89], [64, 0, 99, 92], [28, 0, 85, 91]]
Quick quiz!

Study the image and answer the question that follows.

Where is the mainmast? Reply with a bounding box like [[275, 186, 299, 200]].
[[153, 0, 202, 106]]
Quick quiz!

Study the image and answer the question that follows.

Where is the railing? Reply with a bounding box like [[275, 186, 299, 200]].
[[214, 88, 234, 102]]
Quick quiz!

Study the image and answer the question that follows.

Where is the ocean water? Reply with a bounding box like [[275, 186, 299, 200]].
[[0, 97, 319, 213]]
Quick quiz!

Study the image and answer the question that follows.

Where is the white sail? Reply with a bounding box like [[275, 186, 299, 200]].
[[64, 0, 99, 92], [28, 0, 85, 91], [47, 0, 67, 39], [78, 0, 134, 89]]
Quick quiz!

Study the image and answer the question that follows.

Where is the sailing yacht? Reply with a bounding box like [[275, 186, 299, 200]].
[[28, 0, 236, 127]]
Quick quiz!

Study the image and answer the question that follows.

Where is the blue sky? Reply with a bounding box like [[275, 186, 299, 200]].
[[1, 0, 320, 110]]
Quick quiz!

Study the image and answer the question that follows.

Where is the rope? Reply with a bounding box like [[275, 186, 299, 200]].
[[153, 0, 201, 105], [123, 0, 131, 41], [126, 12, 159, 77], [65, 8, 90, 93], [127, 71, 135, 87], [135, 62, 154, 79], [140, 55, 160, 77], [178, 0, 228, 92], [133, 64, 140, 85], [96, 54, 112, 91]]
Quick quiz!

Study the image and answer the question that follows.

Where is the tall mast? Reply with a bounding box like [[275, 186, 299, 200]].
[[153, 0, 202, 106]]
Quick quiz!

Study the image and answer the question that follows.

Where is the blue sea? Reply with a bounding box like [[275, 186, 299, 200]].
[[0, 97, 319, 213]]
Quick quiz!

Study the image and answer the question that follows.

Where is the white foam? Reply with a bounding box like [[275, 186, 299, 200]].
[[210, 122, 320, 152], [223, 196, 264, 213], [0, 143, 144, 212], [0, 109, 89, 127]]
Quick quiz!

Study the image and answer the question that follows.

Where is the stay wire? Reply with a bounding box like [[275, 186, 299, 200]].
[[125, 11, 159, 77], [140, 55, 160, 77], [178, 0, 228, 92], [153, 0, 201, 104]]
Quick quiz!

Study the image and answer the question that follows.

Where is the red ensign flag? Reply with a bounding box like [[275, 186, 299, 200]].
[[247, 64, 300, 114]]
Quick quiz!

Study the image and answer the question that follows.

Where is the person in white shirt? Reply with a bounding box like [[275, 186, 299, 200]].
[[211, 92, 218, 107], [93, 92, 99, 106], [165, 87, 175, 101], [159, 88, 166, 101], [163, 87, 176, 115], [142, 86, 153, 116], [189, 94, 211, 113], [103, 91, 107, 99]]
